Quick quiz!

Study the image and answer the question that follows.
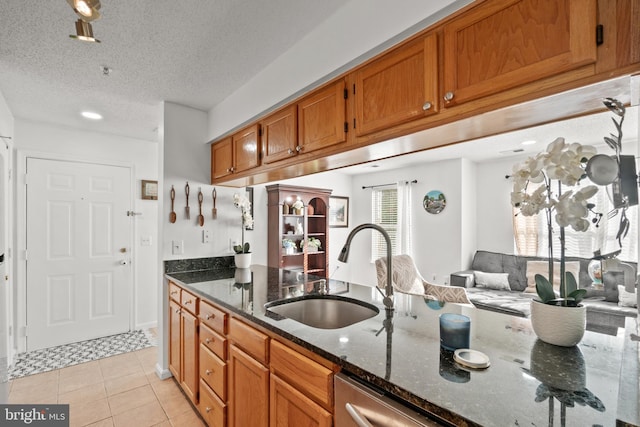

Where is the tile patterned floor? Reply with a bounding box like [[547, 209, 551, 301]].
[[6, 335, 204, 426]]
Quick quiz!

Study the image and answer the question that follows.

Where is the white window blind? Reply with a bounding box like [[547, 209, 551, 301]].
[[371, 187, 398, 261], [513, 182, 638, 262]]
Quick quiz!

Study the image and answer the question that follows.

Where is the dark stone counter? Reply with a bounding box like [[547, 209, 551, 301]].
[[166, 264, 639, 427]]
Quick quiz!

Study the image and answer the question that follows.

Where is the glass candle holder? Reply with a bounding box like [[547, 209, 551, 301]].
[[439, 313, 470, 351]]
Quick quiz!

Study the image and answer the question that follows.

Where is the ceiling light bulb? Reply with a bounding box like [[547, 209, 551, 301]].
[[74, 0, 93, 17], [81, 111, 103, 120]]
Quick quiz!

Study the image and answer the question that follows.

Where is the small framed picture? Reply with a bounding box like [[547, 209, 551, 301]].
[[141, 180, 158, 200], [329, 196, 349, 228]]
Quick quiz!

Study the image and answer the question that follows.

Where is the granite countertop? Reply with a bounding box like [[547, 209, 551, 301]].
[[166, 265, 639, 427]]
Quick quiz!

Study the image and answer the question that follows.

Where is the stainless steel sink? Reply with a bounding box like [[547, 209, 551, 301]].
[[265, 295, 379, 329]]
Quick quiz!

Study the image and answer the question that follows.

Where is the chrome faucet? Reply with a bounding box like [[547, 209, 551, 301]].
[[338, 223, 394, 311]]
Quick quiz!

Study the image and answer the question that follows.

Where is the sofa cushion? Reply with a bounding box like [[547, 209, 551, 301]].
[[618, 285, 638, 308], [603, 271, 623, 302], [466, 288, 534, 317], [474, 271, 510, 290]]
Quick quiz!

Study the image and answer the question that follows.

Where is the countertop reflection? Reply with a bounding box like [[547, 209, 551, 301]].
[[167, 265, 638, 427]]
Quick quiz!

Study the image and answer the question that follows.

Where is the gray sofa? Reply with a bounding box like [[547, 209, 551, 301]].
[[450, 251, 637, 331]]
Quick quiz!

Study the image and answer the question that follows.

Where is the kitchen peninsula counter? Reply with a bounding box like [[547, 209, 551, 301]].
[[166, 265, 639, 427]]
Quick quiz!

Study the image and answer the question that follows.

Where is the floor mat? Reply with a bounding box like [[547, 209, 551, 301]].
[[8, 329, 154, 380]]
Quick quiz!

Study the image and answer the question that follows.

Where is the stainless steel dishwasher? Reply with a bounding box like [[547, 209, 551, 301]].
[[334, 373, 446, 427]]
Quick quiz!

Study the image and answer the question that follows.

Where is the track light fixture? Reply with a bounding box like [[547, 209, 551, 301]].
[[67, 0, 102, 42]]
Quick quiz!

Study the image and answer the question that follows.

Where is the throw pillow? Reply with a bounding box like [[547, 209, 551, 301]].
[[474, 271, 510, 290], [603, 271, 623, 302], [617, 285, 637, 308], [525, 261, 581, 293]]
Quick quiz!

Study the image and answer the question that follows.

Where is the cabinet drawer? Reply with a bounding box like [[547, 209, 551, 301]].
[[199, 300, 227, 335], [180, 289, 198, 314], [229, 318, 269, 365], [200, 323, 227, 360], [270, 340, 333, 408], [200, 344, 227, 401], [169, 282, 181, 302], [199, 379, 227, 427]]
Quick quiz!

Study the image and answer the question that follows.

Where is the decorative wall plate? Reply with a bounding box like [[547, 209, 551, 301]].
[[424, 190, 446, 214]]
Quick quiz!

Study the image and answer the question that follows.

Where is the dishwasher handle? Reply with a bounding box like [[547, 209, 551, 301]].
[[345, 403, 374, 427]]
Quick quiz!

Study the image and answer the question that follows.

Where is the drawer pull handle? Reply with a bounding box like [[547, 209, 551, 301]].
[[170, 290, 178, 295], [205, 406, 211, 413], [206, 314, 214, 320], [205, 369, 212, 376], [175, 308, 181, 314], [205, 338, 212, 344], [184, 300, 192, 304], [345, 403, 374, 427]]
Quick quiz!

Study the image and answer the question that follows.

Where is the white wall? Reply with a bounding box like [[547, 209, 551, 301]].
[[13, 119, 159, 333], [207, 0, 472, 141]]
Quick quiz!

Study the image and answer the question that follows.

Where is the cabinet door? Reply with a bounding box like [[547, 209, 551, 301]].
[[354, 33, 439, 137], [298, 80, 346, 154], [270, 375, 332, 427], [233, 124, 260, 173], [181, 309, 199, 404], [261, 105, 298, 164], [229, 345, 269, 427], [211, 137, 233, 181], [442, 0, 597, 106], [168, 300, 181, 380]]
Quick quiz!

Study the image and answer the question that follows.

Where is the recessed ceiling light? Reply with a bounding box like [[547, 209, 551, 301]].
[[81, 111, 103, 120], [521, 140, 537, 145]]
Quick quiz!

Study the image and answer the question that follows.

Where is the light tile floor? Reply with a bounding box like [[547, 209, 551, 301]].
[[7, 347, 205, 427]]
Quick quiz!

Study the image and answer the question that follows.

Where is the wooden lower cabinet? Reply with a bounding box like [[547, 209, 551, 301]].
[[200, 379, 227, 427], [229, 344, 270, 427], [270, 374, 332, 427], [168, 285, 199, 405]]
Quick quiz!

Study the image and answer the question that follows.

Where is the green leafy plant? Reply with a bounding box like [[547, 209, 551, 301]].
[[234, 242, 250, 254], [534, 272, 587, 307], [307, 237, 322, 249]]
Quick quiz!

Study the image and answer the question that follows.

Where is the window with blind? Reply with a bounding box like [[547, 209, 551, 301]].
[[371, 187, 398, 261], [513, 183, 638, 262]]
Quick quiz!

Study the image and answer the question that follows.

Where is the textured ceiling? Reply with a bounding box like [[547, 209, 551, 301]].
[[0, 0, 347, 141]]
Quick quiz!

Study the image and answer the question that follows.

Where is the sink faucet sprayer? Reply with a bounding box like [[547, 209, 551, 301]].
[[338, 223, 394, 311]]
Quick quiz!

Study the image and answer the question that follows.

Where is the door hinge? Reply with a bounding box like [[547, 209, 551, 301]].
[[352, 83, 356, 95], [353, 118, 356, 129], [259, 126, 263, 137], [344, 122, 348, 133], [596, 24, 604, 46], [343, 88, 348, 99]]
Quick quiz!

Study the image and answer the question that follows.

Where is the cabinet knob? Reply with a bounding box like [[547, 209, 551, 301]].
[[184, 300, 192, 305], [226, 167, 231, 172], [295, 145, 302, 152], [170, 290, 178, 295], [205, 338, 212, 344], [206, 313, 213, 320], [230, 167, 235, 173], [422, 101, 432, 111], [175, 308, 181, 314], [443, 92, 454, 103], [205, 369, 212, 376], [205, 407, 211, 413], [287, 148, 294, 155]]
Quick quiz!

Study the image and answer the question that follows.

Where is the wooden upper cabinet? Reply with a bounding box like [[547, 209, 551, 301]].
[[233, 124, 260, 173], [298, 80, 347, 154], [353, 33, 439, 137], [442, 0, 597, 106], [261, 105, 298, 164], [211, 137, 233, 181]]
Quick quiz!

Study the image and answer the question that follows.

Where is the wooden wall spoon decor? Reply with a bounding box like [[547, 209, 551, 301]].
[[169, 186, 176, 223], [197, 189, 204, 226], [212, 188, 217, 219], [185, 182, 190, 219]]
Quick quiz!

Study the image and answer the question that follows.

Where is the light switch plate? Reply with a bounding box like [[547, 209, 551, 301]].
[[203, 230, 210, 243], [172, 240, 184, 255]]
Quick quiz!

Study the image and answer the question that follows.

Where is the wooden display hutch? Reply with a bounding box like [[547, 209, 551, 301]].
[[266, 184, 332, 282]]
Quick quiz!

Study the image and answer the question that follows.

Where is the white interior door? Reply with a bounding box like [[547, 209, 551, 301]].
[[26, 158, 132, 351]]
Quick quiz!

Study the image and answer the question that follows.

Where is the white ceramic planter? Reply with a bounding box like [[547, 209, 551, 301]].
[[234, 253, 252, 269], [530, 300, 586, 347]]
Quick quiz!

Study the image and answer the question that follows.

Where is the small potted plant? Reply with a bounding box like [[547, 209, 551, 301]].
[[233, 193, 253, 268], [306, 237, 322, 252], [282, 238, 295, 255]]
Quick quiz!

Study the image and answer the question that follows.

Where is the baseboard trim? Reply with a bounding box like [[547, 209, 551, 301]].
[[155, 363, 173, 380]]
